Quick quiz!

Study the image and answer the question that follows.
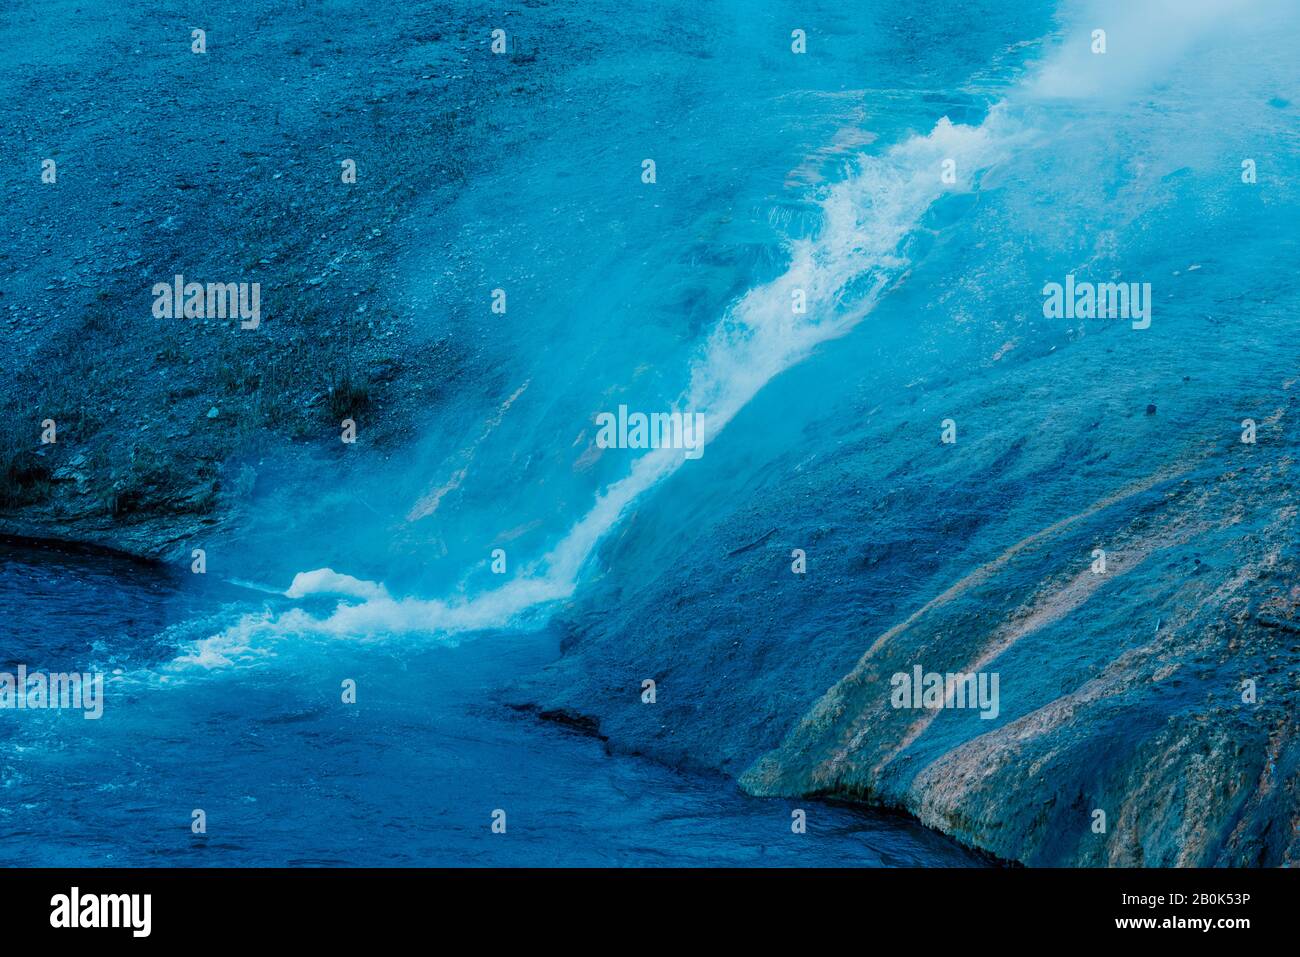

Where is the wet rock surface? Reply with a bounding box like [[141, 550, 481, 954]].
[[510, 287, 1300, 865]]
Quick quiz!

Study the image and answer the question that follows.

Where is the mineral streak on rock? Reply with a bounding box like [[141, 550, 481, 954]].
[[741, 453, 1300, 866]]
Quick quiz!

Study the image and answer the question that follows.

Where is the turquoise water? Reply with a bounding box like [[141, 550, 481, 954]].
[[4, 0, 1299, 865], [0, 544, 981, 865]]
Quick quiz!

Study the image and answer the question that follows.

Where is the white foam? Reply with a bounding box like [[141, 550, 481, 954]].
[[171, 0, 1263, 667], [284, 568, 389, 601], [171, 116, 1008, 667]]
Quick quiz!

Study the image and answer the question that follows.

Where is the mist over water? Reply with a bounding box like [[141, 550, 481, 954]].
[[4, 0, 1297, 865], [182, 0, 1294, 661]]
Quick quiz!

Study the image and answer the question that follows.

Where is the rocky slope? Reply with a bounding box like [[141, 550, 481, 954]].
[[508, 260, 1300, 865], [7, 0, 1297, 868], [0, 0, 577, 559], [740, 445, 1300, 866]]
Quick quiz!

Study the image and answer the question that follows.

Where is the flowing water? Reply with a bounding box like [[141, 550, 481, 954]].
[[0, 543, 981, 865], [3, 0, 1297, 865]]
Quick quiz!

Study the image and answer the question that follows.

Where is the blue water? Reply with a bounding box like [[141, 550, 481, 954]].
[[0, 544, 981, 865], [4, 0, 1299, 865]]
